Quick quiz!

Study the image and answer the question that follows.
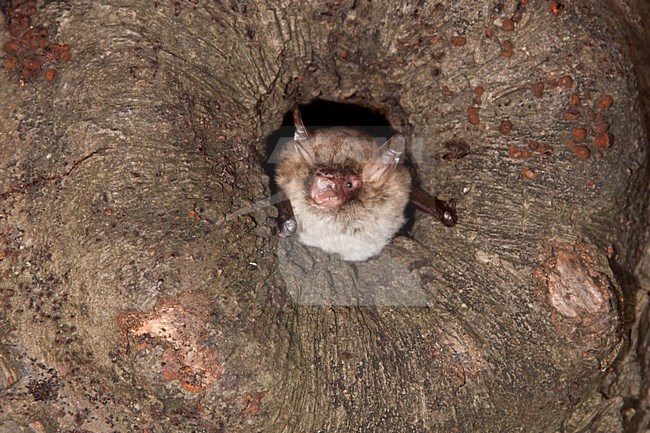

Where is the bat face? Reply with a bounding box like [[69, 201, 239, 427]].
[[276, 110, 411, 261], [310, 166, 363, 209]]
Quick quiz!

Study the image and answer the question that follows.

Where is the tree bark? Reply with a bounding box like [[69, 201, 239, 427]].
[[0, 1, 648, 432]]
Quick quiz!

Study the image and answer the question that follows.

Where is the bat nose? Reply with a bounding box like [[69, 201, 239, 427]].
[[315, 175, 337, 191], [311, 175, 343, 208]]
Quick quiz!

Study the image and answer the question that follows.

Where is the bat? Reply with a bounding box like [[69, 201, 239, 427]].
[[274, 109, 456, 261]]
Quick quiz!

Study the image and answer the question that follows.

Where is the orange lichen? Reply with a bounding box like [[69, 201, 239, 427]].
[[501, 40, 513, 57], [467, 106, 480, 125], [558, 75, 574, 89], [499, 120, 513, 135], [44, 68, 56, 81], [594, 133, 611, 148], [570, 94, 581, 108], [1, 0, 71, 83], [550, 2, 564, 15], [573, 128, 587, 140], [565, 111, 579, 121], [509, 146, 531, 159], [451, 36, 467, 47], [520, 166, 537, 180], [241, 392, 266, 416], [598, 95, 613, 109], [2, 56, 19, 71], [528, 140, 553, 155], [188, 209, 201, 221], [572, 145, 590, 159], [502, 19, 515, 31], [118, 297, 223, 393]]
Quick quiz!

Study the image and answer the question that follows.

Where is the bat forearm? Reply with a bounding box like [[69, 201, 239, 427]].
[[410, 187, 457, 227], [274, 191, 297, 238]]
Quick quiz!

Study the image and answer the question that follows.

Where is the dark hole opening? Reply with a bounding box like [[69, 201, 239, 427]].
[[291, 100, 394, 133]]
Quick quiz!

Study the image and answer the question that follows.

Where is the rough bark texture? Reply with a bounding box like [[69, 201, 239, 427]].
[[0, 1, 648, 432]]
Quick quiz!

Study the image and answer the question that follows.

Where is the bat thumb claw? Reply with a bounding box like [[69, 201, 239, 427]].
[[279, 218, 298, 238], [265, 216, 297, 238]]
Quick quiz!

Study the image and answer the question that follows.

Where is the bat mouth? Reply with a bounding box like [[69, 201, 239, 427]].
[[310, 176, 344, 208]]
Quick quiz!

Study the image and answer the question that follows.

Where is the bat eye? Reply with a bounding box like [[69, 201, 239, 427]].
[[346, 181, 353, 189]]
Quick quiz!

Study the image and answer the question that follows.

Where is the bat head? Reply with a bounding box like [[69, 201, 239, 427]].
[[275, 109, 412, 261], [282, 109, 408, 213]]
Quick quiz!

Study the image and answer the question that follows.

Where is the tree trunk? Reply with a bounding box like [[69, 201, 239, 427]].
[[0, 1, 648, 432]]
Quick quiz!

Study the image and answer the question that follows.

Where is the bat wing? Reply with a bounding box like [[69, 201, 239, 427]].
[[410, 187, 457, 227]]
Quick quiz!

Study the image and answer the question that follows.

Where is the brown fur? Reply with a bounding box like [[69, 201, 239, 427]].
[[276, 126, 411, 261]]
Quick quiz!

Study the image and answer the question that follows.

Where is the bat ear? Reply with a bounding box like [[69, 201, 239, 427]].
[[366, 134, 405, 182], [377, 134, 405, 164], [292, 109, 315, 163]]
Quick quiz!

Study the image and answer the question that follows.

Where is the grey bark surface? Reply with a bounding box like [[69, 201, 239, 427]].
[[0, 1, 648, 432]]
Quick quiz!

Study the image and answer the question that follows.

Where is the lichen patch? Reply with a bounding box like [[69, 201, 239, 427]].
[[118, 297, 222, 393]]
